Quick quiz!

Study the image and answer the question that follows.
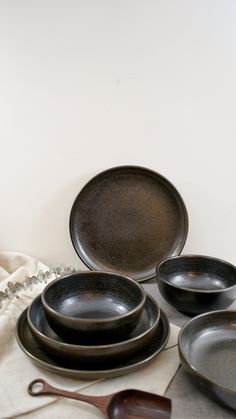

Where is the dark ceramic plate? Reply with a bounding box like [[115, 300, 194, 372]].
[[16, 309, 169, 379], [27, 293, 160, 365], [179, 310, 236, 410], [70, 166, 188, 282]]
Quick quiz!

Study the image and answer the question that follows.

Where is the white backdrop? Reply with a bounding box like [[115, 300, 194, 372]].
[[0, 0, 235, 270]]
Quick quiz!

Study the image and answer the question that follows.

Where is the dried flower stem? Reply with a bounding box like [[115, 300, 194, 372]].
[[0, 265, 80, 308]]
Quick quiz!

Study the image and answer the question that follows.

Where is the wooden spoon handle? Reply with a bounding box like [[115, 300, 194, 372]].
[[28, 378, 109, 414]]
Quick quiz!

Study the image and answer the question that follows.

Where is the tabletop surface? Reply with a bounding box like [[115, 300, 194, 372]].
[[144, 280, 236, 419]]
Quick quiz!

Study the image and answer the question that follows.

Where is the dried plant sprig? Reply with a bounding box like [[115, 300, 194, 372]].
[[0, 265, 80, 308]]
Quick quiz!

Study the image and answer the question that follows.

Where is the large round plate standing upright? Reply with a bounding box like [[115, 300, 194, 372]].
[[70, 166, 188, 282]]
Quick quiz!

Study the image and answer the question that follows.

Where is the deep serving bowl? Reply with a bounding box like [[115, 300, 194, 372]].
[[156, 255, 236, 316], [41, 271, 146, 343], [28, 293, 160, 366], [179, 310, 236, 411]]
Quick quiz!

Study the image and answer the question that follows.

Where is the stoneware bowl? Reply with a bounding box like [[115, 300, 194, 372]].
[[156, 255, 236, 316], [28, 293, 160, 366], [41, 271, 146, 343], [179, 310, 236, 411]]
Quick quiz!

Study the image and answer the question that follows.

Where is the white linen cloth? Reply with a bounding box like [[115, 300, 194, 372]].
[[0, 252, 180, 419]]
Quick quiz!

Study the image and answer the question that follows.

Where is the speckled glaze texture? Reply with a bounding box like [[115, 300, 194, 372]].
[[16, 308, 170, 379], [41, 271, 146, 343], [69, 166, 188, 282], [156, 255, 236, 315], [179, 310, 236, 411], [27, 293, 160, 366]]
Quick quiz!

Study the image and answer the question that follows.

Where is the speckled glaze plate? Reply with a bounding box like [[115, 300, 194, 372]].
[[69, 166, 188, 282], [179, 310, 236, 411], [16, 308, 170, 379]]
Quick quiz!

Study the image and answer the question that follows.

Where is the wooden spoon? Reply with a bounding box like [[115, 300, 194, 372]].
[[28, 378, 171, 418]]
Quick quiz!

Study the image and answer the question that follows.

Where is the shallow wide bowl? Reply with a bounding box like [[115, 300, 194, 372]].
[[41, 271, 146, 343], [28, 293, 160, 366], [16, 307, 169, 379], [156, 255, 236, 315], [179, 310, 236, 411]]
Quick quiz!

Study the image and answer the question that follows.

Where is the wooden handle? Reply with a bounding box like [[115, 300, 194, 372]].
[[28, 378, 54, 396], [28, 378, 108, 414]]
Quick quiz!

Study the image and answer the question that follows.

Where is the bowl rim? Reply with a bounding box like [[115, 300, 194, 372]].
[[41, 271, 146, 324], [28, 293, 160, 350], [178, 309, 236, 396], [156, 254, 236, 294]]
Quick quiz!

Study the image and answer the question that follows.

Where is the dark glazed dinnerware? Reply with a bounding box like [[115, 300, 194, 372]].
[[41, 271, 146, 343], [16, 308, 170, 379], [28, 294, 160, 365], [156, 255, 236, 315], [69, 165, 188, 282], [179, 310, 236, 411], [28, 378, 172, 419]]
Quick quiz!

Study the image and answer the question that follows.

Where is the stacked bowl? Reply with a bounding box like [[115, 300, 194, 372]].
[[26, 271, 163, 370]]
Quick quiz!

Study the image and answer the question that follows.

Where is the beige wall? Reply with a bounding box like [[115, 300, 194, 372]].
[[0, 0, 235, 269]]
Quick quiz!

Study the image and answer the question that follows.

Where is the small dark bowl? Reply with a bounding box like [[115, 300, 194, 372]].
[[156, 255, 236, 316], [41, 271, 146, 343], [27, 293, 160, 366]]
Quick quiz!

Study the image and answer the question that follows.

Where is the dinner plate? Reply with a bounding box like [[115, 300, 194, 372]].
[[69, 166, 188, 282], [179, 310, 236, 410], [27, 293, 160, 365], [16, 309, 170, 379]]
